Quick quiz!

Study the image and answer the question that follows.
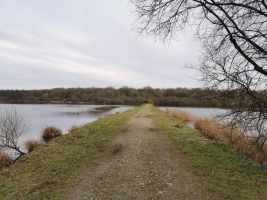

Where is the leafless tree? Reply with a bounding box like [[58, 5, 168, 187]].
[[0, 106, 29, 155], [132, 0, 267, 150]]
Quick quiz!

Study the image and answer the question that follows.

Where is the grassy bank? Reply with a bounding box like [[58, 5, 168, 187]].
[[151, 105, 267, 200], [0, 106, 141, 199]]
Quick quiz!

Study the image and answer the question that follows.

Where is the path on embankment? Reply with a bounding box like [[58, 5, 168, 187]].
[[69, 105, 212, 199]]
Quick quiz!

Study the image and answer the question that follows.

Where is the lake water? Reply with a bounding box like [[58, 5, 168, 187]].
[[0, 104, 135, 156], [0, 104, 227, 158], [157, 106, 227, 118]]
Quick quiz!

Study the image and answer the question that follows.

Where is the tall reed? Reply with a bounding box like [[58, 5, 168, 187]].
[[166, 108, 195, 123]]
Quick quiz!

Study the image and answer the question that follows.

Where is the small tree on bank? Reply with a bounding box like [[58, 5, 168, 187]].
[[0, 106, 29, 156], [131, 0, 267, 150]]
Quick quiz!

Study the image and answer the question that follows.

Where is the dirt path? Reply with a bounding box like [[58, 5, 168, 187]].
[[69, 105, 212, 200]]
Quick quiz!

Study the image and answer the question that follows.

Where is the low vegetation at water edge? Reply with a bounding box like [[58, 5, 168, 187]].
[[194, 117, 267, 165], [0, 151, 13, 168], [68, 125, 81, 133], [0, 106, 142, 199], [25, 139, 45, 152], [153, 105, 267, 200], [166, 108, 195, 123], [42, 126, 62, 141]]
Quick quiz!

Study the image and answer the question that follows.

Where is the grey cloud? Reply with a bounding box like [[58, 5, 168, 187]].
[[0, 0, 201, 89]]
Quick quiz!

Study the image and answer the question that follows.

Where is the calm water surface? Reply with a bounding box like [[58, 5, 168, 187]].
[[157, 106, 227, 118], [0, 104, 135, 156], [1, 104, 226, 157]]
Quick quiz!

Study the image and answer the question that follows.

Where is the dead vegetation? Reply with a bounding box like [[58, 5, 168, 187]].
[[0, 151, 13, 168], [165, 108, 267, 164], [42, 126, 62, 142], [25, 139, 45, 152], [165, 108, 195, 123], [68, 125, 80, 133], [194, 118, 267, 164]]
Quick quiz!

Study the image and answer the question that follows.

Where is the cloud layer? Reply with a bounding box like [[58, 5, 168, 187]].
[[0, 0, 201, 89]]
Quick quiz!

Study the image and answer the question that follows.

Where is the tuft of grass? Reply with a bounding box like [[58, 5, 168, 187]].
[[25, 139, 45, 152], [0, 151, 13, 168], [0, 106, 142, 199], [151, 105, 267, 200], [194, 117, 267, 164], [170, 109, 195, 123], [42, 126, 62, 142], [68, 125, 80, 133]]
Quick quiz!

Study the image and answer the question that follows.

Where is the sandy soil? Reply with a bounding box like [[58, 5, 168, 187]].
[[68, 105, 213, 200]]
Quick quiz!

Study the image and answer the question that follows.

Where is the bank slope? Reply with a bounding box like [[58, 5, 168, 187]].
[[151, 105, 267, 200], [0, 106, 141, 199]]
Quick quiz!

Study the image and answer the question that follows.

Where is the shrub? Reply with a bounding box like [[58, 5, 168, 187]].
[[25, 139, 44, 152], [68, 125, 80, 133], [0, 151, 13, 168], [42, 126, 62, 142]]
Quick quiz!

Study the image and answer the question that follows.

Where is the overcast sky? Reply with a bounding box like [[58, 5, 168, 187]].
[[0, 0, 201, 90]]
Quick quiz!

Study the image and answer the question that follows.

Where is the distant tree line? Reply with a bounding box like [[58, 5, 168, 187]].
[[0, 87, 230, 107]]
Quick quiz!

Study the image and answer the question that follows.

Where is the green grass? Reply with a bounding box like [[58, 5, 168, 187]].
[[150, 105, 267, 200], [0, 106, 141, 199]]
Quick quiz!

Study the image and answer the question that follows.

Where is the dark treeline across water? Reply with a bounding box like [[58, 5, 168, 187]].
[[0, 87, 229, 107]]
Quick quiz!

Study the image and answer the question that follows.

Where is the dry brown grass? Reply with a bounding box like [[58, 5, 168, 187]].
[[25, 139, 44, 152], [194, 118, 267, 164], [165, 108, 171, 114], [0, 151, 13, 168], [171, 110, 195, 123], [42, 126, 62, 142], [68, 125, 80, 133]]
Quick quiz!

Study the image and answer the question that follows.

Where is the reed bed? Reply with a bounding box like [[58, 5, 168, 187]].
[[25, 139, 44, 152], [194, 118, 267, 164], [166, 108, 195, 123], [165, 108, 171, 114], [0, 151, 13, 168]]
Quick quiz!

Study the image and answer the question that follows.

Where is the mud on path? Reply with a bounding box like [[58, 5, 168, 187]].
[[69, 105, 213, 200]]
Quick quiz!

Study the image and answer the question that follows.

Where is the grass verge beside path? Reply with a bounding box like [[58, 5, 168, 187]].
[[151, 105, 267, 200], [0, 106, 141, 199]]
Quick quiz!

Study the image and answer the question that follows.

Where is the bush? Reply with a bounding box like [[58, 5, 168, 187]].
[[0, 151, 13, 168], [25, 139, 44, 152], [42, 126, 62, 142]]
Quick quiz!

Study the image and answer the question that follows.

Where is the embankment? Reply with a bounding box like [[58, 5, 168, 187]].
[[151, 106, 267, 199], [0, 106, 141, 199]]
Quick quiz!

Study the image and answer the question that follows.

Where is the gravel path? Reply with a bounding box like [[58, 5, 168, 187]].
[[68, 105, 213, 200]]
